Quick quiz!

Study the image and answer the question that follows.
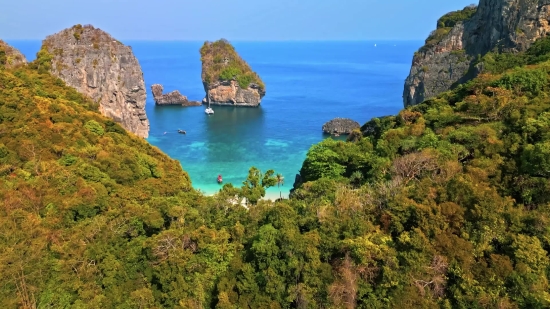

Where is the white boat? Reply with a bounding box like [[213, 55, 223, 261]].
[[205, 107, 214, 115]]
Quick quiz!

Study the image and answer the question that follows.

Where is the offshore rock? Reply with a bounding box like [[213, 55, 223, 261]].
[[0, 40, 27, 69], [43, 24, 150, 138], [204, 80, 265, 106], [404, 0, 550, 107], [322, 118, 360, 135], [200, 39, 265, 106], [151, 84, 201, 106]]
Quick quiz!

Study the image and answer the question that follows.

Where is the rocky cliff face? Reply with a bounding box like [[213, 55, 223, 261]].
[[151, 84, 201, 106], [0, 40, 27, 69], [42, 25, 149, 137], [404, 0, 550, 107], [203, 80, 265, 106], [200, 39, 265, 107]]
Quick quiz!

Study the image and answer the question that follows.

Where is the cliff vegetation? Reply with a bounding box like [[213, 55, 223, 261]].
[[0, 40, 27, 69], [200, 39, 265, 90], [293, 35, 550, 308], [422, 4, 477, 51], [2, 11, 550, 309]]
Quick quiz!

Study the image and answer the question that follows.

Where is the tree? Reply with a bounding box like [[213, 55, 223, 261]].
[[276, 173, 284, 199], [240, 167, 277, 205]]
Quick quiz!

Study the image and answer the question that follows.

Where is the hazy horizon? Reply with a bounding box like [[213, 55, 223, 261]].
[[1, 0, 477, 41]]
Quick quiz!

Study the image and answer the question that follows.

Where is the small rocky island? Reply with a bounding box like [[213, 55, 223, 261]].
[[42, 24, 150, 138], [322, 118, 360, 135], [200, 39, 265, 106], [0, 40, 27, 69], [151, 84, 201, 106]]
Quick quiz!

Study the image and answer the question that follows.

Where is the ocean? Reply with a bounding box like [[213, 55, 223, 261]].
[[10, 40, 422, 198]]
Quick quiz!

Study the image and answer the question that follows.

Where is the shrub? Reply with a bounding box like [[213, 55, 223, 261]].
[[84, 120, 105, 136], [492, 68, 548, 96]]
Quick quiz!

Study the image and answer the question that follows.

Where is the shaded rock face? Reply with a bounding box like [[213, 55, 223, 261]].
[[151, 84, 201, 106], [322, 118, 360, 135], [404, 0, 550, 107], [204, 80, 265, 106], [0, 40, 27, 69], [43, 25, 149, 138]]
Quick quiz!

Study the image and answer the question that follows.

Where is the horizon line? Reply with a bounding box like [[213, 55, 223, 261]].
[[4, 38, 426, 43]]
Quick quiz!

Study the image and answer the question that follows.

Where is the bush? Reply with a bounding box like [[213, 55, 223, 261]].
[[492, 68, 548, 96], [84, 120, 105, 136], [436, 5, 477, 28]]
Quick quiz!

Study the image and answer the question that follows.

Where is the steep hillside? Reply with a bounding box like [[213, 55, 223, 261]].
[[293, 36, 550, 308], [404, 0, 550, 106], [2, 8, 550, 307]]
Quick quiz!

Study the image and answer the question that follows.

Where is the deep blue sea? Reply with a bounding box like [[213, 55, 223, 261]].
[[10, 40, 422, 197]]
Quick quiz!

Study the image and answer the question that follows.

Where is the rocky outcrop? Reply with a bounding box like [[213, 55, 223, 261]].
[[42, 24, 149, 138], [322, 118, 360, 135], [200, 39, 265, 106], [151, 84, 201, 106], [203, 80, 265, 106], [404, 0, 550, 107], [0, 40, 27, 69]]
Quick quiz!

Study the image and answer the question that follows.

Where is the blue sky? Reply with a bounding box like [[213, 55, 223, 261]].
[[1, 0, 477, 41]]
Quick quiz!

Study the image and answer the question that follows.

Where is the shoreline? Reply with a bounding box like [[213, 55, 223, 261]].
[[195, 185, 289, 200]]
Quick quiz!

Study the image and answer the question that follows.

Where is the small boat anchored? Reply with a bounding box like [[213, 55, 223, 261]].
[[205, 107, 214, 115], [217, 174, 223, 184], [177, 130, 186, 134]]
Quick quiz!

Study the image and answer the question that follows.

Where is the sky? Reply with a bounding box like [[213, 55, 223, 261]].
[[1, 0, 478, 41]]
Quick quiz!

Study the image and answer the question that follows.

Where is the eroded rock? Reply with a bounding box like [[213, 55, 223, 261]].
[[151, 84, 201, 106], [42, 24, 150, 138], [322, 118, 360, 135], [404, 0, 550, 107], [200, 39, 265, 106]]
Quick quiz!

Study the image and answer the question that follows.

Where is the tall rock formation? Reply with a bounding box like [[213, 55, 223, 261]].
[[0, 40, 27, 69], [200, 39, 265, 106], [42, 24, 149, 137], [404, 0, 550, 107]]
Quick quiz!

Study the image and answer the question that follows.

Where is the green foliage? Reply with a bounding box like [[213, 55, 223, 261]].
[[436, 5, 477, 28], [73, 24, 83, 41], [240, 167, 277, 204], [291, 37, 550, 307], [219, 65, 241, 80], [479, 36, 550, 74], [84, 119, 105, 136], [200, 39, 265, 90], [492, 67, 548, 96], [3, 9, 550, 309], [420, 5, 477, 51], [0, 49, 6, 68]]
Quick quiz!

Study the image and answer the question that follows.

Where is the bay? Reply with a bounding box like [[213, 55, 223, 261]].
[[10, 40, 422, 197]]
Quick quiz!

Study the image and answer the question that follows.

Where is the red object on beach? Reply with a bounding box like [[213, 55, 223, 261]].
[[217, 174, 223, 184]]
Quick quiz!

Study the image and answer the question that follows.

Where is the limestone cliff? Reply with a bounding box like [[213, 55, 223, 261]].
[[200, 39, 265, 106], [0, 40, 27, 69], [151, 84, 201, 106], [42, 24, 149, 137], [404, 0, 550, 107]]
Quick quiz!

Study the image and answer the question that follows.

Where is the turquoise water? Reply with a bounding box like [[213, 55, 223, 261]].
[[11, 40, 422, 196]]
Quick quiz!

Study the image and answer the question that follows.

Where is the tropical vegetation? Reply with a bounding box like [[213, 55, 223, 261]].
[[200, 39, 265, 90], [422, 4, 477, 50], [1, 10, 550, 309]]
